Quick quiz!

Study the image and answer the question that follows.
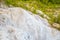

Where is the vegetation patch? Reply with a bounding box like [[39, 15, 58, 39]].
[[4, 0, 60, 30]]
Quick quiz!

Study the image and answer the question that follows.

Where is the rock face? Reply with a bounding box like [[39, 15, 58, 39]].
[[0, 7, 60, 40]]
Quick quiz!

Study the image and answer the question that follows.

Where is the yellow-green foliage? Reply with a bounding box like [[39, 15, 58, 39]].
[[5, 0, 60, 29]]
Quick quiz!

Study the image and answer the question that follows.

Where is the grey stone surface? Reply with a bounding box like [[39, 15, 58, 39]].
[[0, 7, 60, 40]]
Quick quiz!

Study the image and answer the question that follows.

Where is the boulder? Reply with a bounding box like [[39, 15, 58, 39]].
[[0, 7, 60, 40]]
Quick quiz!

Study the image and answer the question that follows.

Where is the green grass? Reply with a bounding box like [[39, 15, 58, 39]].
[[5, 0, 60, 30]]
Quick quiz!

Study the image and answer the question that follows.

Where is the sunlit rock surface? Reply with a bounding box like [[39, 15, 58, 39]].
[[0, 7, 60, 40]]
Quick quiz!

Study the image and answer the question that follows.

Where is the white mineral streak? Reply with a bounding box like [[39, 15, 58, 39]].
[[0, 7, 60, 40]]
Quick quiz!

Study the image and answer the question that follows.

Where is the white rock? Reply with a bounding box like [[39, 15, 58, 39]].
[[0, 7, 60, 40]]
